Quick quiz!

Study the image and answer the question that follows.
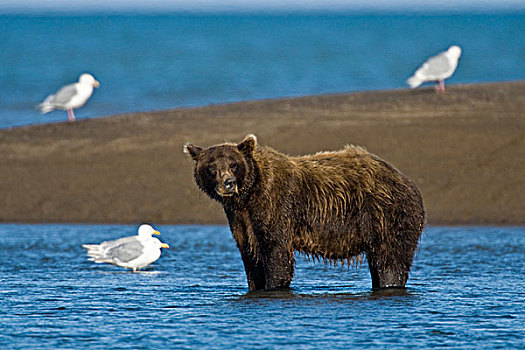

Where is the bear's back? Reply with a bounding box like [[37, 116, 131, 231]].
[[252, 144, 421, 228], [253, 144, 401, 193]]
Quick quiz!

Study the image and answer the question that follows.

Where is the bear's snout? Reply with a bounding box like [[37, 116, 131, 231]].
[[215, 176, 238, 196], [224, 177, 237, 191]]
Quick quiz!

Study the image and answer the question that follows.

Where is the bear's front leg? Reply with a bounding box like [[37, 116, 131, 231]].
[[239, 250, 267, 292], [262, 243, 295, 290]]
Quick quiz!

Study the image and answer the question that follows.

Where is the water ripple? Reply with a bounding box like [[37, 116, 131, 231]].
[[0, 224, 523, 349]]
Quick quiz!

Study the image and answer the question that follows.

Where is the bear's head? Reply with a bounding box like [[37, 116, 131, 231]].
[[183, 134, 258, 203]]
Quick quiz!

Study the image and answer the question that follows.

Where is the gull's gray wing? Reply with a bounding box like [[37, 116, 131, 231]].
[[106, 238, 145, 263], [47, 84, 78, 106], [419, 54, 451, 77]]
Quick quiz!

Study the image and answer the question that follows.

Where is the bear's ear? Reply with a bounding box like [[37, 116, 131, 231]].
[[237, 134, 257, 155], [183, 143, 203, 161]]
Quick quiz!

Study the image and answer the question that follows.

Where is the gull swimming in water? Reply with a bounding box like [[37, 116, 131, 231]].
[[82, 224, 169, 272], [38, 73, 100, 122], [407, 45, 462, 93]]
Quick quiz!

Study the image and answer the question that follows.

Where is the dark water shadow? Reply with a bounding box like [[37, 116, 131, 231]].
[[236, 286, 416, 302], [90, 268, 166, 275]]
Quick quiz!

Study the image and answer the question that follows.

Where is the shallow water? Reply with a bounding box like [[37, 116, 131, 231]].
[[1, 13, 525, 128], [0, 224, 523, 349]]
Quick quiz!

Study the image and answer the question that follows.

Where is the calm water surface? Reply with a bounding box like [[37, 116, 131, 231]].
[[0, 224, 523, 349], [1, 14, 525, 128]]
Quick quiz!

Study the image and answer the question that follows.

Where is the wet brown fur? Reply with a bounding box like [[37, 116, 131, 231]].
[[184, 134, 425, 291]]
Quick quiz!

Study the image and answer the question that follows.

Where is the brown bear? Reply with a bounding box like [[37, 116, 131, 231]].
[[183, 134, 425, 291]]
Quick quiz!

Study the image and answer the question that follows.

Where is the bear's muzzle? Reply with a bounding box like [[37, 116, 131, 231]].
[[215, 177, 238, 197]]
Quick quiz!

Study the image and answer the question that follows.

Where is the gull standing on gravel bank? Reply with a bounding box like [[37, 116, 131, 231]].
[[82, 224, 169, 272], [407, 45, 462, 93], [38, 73, 100, 122]]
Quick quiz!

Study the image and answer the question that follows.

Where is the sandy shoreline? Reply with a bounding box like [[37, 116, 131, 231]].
[[1, 81, 524, 225]]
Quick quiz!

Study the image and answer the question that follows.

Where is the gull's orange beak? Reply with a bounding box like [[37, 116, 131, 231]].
[[94, 80, 100, 88], [160, 243, 169, 249], [153, 230, 160, 235]]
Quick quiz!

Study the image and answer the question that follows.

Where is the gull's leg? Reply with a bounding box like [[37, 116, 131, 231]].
[[439, 79, 445, 92], [434, 80, 445, 93], [67, 109, 76, 122]]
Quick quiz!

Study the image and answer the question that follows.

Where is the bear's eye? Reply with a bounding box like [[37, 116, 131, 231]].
[[229, 163, 238, 171]]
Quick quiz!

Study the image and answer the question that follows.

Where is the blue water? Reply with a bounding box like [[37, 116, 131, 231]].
[[1, 13, 524, 128], [0, 224, 523, 349]]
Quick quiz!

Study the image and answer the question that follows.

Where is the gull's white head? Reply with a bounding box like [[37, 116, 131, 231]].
[[152, 238, 170, 249], [447, 45, 462, 60], [79, 73, 100, 88], [137, 224, 161, 238]]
